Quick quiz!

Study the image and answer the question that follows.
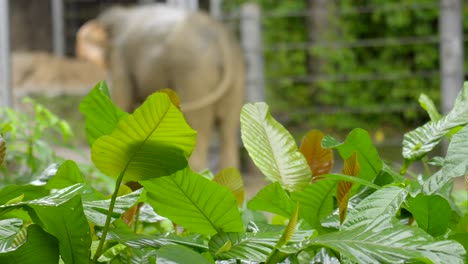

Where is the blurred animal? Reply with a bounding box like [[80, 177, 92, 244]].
[[12, 51, 106, 97], [76, 4, 245, 172]]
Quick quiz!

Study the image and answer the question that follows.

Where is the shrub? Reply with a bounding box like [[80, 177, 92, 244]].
[[0, 81, 465, 263]]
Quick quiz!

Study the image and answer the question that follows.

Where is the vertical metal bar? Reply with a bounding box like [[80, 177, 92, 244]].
[[440, 0, 464, 114], [241, 3, 264, 103], [0, 0, 12, 107], [51, 0, 65, 56]]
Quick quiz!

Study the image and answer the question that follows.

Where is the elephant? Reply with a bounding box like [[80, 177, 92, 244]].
[[76, 4, 245, 172]]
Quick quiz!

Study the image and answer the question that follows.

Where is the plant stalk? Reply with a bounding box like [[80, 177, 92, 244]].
[[92, 171, 125, 263]]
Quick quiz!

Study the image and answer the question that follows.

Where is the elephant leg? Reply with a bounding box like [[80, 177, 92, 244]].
[[109, 49, 134, 112], [184, 107, 215, 172]]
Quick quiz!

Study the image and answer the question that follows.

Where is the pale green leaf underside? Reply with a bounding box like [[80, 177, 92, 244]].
[[403, 83, 468, 160], [92, 93, 197, 181], [419, 93, 442, 122], [343, 186, 407, 230], [312, 223, 465, 264], [240, 103, 311, 192], [142, 167, 243, 235]]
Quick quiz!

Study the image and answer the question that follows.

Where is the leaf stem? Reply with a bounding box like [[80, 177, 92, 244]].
[[92, 170, 125, 263]]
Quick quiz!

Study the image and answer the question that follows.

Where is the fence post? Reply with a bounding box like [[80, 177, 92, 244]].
[[440, 0, 463, 114], [240, 3, 264, 103], [0, 0, 12, 107], [51, 0, 65, 56]]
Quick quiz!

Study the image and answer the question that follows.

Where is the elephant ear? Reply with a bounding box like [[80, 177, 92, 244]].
[[91, 92, 197, 181]]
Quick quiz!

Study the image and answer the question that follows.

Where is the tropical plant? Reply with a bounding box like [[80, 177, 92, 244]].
[[0, 81, 466, 263]]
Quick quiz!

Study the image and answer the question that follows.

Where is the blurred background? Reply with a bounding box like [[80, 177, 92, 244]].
[[0, 0, 466, 191]]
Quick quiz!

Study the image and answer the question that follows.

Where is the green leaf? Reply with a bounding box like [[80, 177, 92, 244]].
[[213, 168, 245, 206], [79, 81, 128, 146], [157, 244, 211, 264], [423, 125, 468, 195], [30, 195, 91, 264], [209, 232, 273, 262], [0, 135, 5, 166], [407, 194, 451, 236], [0, 225, 59, 264], [419, 93, 442, 121], [299, 129, 334, 176], [142, 167, 243, 235], [0, 185, 48, 206], [276, 202, 299, 248], [0, 219, 23, 252], [320, 173, 380, 189], [311, 223, 465, 264], [83, 189, 142, 226], [108, 226, 208, 251], [240, 103, 311, 191], [342, 186, 407, 230], [290, 179, 336, 230], [45, 160, 86, 190], [98, 243, 127, 262], [324, 129, 382, 183], [403, 83, 468, 161], [247, 182, 295, 218], [91, 92, 197, 181]]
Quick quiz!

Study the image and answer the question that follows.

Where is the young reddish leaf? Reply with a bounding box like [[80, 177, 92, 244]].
[[0, 135, 5, 166], [299, 130, 334, 178], [213, 168, 245, 206], [337, 152, 360, 224]]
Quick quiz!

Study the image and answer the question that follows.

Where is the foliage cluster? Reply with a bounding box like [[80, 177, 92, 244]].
[[224, 0, 468, 131], [0, 80, 466, 263]]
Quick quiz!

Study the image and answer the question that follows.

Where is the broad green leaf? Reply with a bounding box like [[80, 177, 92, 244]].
[[290, 179, 336, 230], [45, 160, 86, 190], [79, 81, 128, 146], [92, 92, 197, 181], [247, 182, 295, 218], [299, 130, 334, 176], [311, 223, 465, 264], [323, 129, 382, 183], [0, 135, 5, 166], [403, 83, 468, 161], [213, 168, 245, 206], [342, 186, 407, 230], [30, 195, 91, 264], [0, 225, 59, 264], [142, 167, 243, 235], [320, 173, 380, 189], [157, 244, 211, 264], [0, 219, 23, 252], [98, 243, 126, 262], [337, 152, 360, 224], [209, 226, 314, 262], [424, 125, 468, 194], [407, 194, 451, 237], [108, 226, 208, 250], [419, 93, 442, 121], [83, 189, 142, 226], [240, 103, 311, 191], [0, 185, 48, 206]]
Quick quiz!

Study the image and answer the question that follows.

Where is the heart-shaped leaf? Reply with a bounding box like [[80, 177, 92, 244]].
[[142, 167, 243, 235], [241, 103, 311, 192], [407, 194, 451, 237], [299, 130, 334, 177], [91, 92, 197, 181]]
